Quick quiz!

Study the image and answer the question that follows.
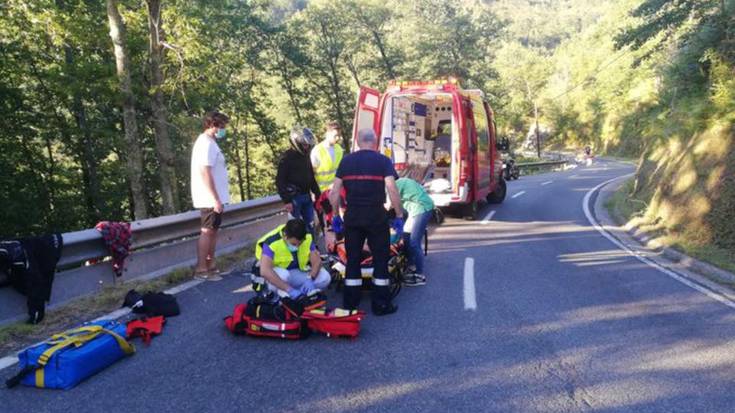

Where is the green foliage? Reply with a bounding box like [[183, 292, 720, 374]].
[[1, 0, 733, 258]]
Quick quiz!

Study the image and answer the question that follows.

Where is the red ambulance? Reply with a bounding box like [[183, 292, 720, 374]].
[[351, 78, 507, 219]]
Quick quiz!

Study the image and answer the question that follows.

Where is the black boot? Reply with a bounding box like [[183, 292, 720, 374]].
[[371, 302, 398, 316]]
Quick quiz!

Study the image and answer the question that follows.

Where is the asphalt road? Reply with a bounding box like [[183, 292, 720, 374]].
[[3, 159, 735, 412]]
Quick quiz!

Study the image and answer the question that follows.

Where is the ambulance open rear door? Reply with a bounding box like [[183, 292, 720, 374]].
[[352, 86, 382, 152]]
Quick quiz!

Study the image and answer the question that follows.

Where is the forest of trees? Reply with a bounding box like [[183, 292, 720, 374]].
[[1, 0, 733, 252]]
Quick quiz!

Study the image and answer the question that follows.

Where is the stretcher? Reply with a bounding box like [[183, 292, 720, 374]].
[[323, 237, 408, 300]]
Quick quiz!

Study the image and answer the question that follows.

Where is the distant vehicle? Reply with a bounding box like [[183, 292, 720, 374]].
[[503, 158, 520, 180], [583, 146, 594, 166], [351, 78, 507, 219]]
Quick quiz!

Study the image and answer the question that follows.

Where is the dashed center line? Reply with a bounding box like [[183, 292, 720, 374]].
[[569, 174, 578, 178], [511, 191, 526, 199], [463, 257, 477, 310], [541, 180, 553, 186], [481, 210, 496, 225]]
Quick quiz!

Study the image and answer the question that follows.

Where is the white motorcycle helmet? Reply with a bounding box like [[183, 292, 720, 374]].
[[289, 126, 316, 155]]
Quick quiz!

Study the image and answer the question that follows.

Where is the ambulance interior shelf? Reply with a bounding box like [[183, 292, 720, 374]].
[[381, 93, 457, 195]]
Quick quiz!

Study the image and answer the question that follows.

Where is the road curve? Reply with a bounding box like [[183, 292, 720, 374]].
[[3, 159, 735, 413]]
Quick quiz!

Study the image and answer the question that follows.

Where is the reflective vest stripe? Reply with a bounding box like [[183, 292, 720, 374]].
[[373, 278, 391, 286], [344, 278, 363, 286]]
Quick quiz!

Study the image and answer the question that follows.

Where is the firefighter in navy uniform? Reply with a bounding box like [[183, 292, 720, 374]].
[[329, 128, 404, 316]]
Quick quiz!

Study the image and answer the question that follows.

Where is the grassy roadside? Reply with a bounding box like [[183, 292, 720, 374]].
[[605, 179, 735, 275], [0, 245, 254, 356]]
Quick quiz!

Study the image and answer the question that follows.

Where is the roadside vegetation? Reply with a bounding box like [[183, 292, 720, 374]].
[[0, 1, 732, 269]]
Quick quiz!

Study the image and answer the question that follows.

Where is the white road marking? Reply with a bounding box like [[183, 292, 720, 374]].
[[0, 355, 18, 371], [583, 175, 735, 310], [511, 191, 526, 199], [463, 257, 477, 310], [541, 181, 553, 186], [481, 210, 496, 225], [569, 174, 578, 178]]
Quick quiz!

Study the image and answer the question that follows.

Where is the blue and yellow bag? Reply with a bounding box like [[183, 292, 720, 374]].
[[6, 320, 135, 390]]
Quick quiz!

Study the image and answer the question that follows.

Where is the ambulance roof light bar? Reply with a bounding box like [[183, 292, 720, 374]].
[[386, 77, 461, 92]]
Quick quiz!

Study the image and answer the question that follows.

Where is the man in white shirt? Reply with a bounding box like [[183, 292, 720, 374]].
[[191, 111, 230, 281]]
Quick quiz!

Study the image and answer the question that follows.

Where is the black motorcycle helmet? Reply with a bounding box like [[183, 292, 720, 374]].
[[289, 126, 316, 155]]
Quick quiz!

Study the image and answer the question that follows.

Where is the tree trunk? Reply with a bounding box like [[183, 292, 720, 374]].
[[231, 116, 245, 201], [244, 120, 252, 199], [344, 55, 362, 87], [534, 101, 541, 158], [318, 19, 349, 151], [56, 0, 100, 224], [68, 49, 101, 225], [107, 0, 148, 220], [146, 0, 179, 215], [370, 29, 396, 79]]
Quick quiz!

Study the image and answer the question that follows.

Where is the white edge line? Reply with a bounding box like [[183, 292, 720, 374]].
[[541, 181, 553, 186], [511, 191, 526, 199], [463, 257, 477, 310], [481, 210, 496, 225], [583, 175, 735, 310], [0, 278, 207, 372]]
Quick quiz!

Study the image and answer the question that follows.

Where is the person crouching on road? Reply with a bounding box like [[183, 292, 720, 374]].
[[329, 128, 404, 316], [311, 121, 344, 192], [396, 177, 434, 286], [191, 111, 230, 281], [276, 126, 321, 235], [254, 218, 330, 300]]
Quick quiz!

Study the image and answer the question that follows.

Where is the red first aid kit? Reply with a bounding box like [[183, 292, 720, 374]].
[[302, 308, 365, 339], [224, 301, 308, 340]]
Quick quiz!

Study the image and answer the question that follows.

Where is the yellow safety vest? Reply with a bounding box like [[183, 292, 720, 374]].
[[255, 224, 312, 271], [314, 142, 343, 191]]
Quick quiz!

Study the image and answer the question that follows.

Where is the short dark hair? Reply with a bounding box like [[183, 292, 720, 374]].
[[326, 121, 341, 131], [283, 219, 307, 240], [203, 111, 229, 130]]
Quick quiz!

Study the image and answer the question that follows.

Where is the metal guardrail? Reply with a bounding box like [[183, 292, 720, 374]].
[[516, 160, 568, 169], [1, 195, 287, 325], [59, 195, 284, 268]]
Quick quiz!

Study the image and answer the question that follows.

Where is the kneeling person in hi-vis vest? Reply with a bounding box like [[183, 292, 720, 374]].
[[255, 219, 331, 299]]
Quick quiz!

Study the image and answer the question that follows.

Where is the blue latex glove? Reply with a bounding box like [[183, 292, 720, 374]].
[[300, 279, 316, 295], [391, 217, 405, 237], [287, 288, 302, 300], [332, 216, 344, 234]]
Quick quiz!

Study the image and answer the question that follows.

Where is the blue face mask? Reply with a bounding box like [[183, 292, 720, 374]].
[[215, 128, 226, 139], [286, 242, 299, 252]]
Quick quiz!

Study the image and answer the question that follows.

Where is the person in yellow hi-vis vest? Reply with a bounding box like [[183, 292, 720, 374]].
[[254, 219, 331, 299], [310, 121, 344, 191]]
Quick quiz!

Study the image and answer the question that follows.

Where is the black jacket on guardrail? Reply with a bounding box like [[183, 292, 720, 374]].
[[0, 233, 63, 324], [276, 149, 321, 204]]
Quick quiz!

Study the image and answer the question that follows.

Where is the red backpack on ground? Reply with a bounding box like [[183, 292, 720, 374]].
[[224, 294, 365, 340], [224, 300, 308, 340]]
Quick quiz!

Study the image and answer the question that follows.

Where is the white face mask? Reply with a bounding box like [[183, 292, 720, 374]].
[[286, 242, 299, 252]]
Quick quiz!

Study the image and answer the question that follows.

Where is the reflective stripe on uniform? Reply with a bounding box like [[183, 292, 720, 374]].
[[344, 278, 363, 286], [341, 175, 384, 181], [372, 278, 391, 286]]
